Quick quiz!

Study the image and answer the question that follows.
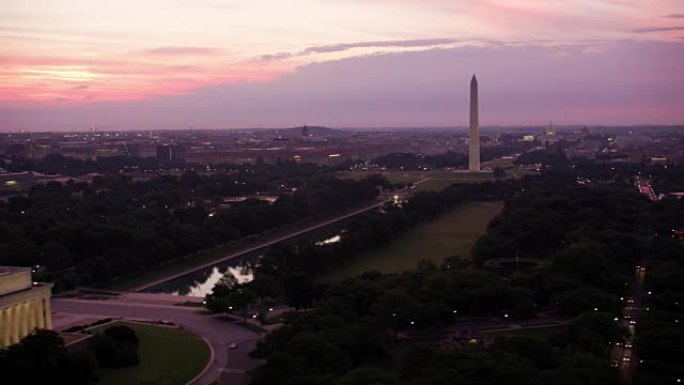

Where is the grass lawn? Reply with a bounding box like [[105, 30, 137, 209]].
[[92, 322, 210, 385], [325, 201, 503, 280]]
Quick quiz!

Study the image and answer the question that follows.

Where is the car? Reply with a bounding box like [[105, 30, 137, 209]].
[[625, 342, 633, 348], [629, 320, 637, 325], [623, 356, 631, 362], [229, 343, 237, 349]]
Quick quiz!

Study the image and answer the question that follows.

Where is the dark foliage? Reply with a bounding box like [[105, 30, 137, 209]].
[[90, 325, 140, 368], [0, 330, 98, 385]]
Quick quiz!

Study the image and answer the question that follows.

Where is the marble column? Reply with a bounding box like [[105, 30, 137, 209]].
[[18, 302, 28, 338], [35, 299, 45, 329], [0, 308, 9, 347], [44, 298, 52, 330], [11, 305, 20, 345]]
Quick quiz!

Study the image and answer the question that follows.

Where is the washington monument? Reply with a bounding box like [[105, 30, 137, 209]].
[[468, 74, 480, 172]]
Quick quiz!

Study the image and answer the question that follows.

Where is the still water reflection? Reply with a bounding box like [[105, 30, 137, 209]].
[[172, 264, 256, 297], [143, 253, 259, 297]]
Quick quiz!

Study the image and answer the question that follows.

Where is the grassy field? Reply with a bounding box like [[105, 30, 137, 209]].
[[325, 201, 503, 280], [93, 322, 210, 385]]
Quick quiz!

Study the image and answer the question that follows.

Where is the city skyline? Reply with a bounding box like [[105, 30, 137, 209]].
[[1, 1, 684, 130]]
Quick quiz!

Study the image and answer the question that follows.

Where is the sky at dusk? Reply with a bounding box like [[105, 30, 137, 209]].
[[1, 0, 684, 131]]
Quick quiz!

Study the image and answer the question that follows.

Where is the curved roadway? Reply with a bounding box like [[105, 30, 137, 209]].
[[52, 293, 262, 385]]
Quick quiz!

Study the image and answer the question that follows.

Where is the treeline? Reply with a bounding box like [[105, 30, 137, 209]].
[[514, 148, 568, 168], [0, 171, 387, 290], [371, 152, 468, 170], [2, 152, 351, 177], [205, 179, 522, 313], [370, 147, 528, 171]]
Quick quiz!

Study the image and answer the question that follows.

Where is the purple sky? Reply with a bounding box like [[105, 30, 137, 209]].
[[2, 41, 684, 130]]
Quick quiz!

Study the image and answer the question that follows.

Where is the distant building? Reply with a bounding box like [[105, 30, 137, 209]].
[[0, 172, 37, 193], [0, 266, 53, 348], [543, 121, 559, 147], [545, 121, 557, 136]]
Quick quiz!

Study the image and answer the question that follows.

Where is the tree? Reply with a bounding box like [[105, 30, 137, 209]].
[[283, 272, 316, 310], [90, 325, 140, 368], [204, 271, 241, 313], [567, 312, 628, 355], [334, 367, 403, 385], [226, 289, 257, 322], [0, 329, 97, 385], [374, 289, 419, 339], [554, 287, 620, 317]]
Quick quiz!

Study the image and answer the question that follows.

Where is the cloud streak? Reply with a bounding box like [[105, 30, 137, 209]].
[[140, 46, 223, 56], [261, 38, 460, 60], [632, 25, 684, 33]]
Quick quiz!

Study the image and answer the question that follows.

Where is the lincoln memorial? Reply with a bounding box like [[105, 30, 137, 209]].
[[0, 266, 52, 348]]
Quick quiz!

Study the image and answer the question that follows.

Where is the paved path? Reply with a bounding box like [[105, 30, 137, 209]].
[[52, 293, 262, 385]]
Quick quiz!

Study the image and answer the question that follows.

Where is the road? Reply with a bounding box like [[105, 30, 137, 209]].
[[134, 189, 415, 293], [52, 293, 262, 385], [611, 261, 648, 383]]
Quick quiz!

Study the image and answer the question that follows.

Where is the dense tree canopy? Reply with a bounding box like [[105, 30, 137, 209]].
[[0, 166, 386, 290]]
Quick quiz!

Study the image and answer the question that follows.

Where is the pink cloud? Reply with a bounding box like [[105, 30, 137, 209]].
[[139, 46, 224, 56]]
